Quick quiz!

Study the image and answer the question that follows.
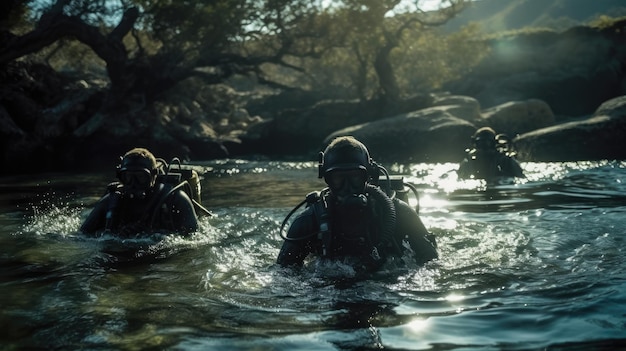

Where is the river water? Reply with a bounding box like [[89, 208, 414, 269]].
[[1, 160, 625, 350]]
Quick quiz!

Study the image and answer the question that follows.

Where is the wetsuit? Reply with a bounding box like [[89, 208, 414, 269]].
[[277, 186, 438, 270], [457, 149, 525, 179], [80, 183, 198, 237]]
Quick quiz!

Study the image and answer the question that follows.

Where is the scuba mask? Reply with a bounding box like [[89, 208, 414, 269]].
[[119, 168, 154, 199], [116, 150, 158, 200], [325, 169, 368, 201], [119, 169, 152, 185]]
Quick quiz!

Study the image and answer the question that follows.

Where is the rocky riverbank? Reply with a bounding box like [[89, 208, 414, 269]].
[[2, 19, 626, 175]]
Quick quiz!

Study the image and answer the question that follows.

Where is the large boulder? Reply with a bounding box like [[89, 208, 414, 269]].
[[323, 107, 476, 163], [239, 99, 369, 156], [514, 96, 626, 161], [432, 94, 482, 123], [481, 99, 556, 137], [238, 95, 435, 156]]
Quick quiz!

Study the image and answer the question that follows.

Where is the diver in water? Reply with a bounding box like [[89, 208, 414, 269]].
[[79, 147, 199, 237], [457, 127, 525, 180], [277, 136, 438, 271]]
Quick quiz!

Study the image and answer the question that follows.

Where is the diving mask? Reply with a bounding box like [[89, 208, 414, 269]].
[[325, 169, 367, 200], [119, 169, 153, 198]]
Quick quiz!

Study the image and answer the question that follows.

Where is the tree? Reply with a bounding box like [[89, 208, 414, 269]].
[[331, 0, 469, 103], [1, 0, 470, 119], [0, 0, 475, 172], [0, 0, 329, 135]]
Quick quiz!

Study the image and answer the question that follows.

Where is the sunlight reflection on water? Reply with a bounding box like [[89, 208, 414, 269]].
[[1, 160, 626, 350]]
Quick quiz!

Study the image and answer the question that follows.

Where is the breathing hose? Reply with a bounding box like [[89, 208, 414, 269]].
[[278, 184, 398, 251], [279, 189, 329, 241], [402, 181, 421, 214]]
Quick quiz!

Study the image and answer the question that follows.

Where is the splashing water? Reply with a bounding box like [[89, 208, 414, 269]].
[[1, 160, 626, 350]]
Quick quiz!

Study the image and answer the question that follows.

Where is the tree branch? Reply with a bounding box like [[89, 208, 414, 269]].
[[0, 6, 138, 80]]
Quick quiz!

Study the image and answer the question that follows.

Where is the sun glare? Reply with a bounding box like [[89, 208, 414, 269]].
[[445, 293, 465, 302], [406, 318, 430, 332]]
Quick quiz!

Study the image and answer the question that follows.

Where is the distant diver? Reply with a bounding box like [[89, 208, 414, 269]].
[[457, 127, 525, 180]]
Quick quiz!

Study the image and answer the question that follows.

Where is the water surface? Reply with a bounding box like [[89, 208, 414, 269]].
[[1, 160, 625, 350]]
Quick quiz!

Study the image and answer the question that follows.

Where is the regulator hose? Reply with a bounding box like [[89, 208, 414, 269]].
[[364, 183, 399, 252], [279, 188, 330, 241], [148, 180, 187, 229], [373, 163, 393, 197], [278, 184, 399, 252], [402, 181, 421, 214]]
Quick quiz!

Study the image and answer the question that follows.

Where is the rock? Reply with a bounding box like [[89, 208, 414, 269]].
[[432, 94, 482, 123], [514, 95, 626, 161], [231, 108, 250, 123], [595, 95, 626, 118], [238, 99, 375, 156], [324, 107, 476, 163], [191, 120, 218, 140], [481, 99, 556, 137], [237, 95, 436, 157]]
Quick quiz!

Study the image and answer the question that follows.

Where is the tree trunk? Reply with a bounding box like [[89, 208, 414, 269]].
[[374, 44, 400, 103]]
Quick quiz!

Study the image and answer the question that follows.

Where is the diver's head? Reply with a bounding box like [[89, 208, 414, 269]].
[[472, 127, 497, 151], [320, 136, 372, 202], [117, 147, 157, 199]]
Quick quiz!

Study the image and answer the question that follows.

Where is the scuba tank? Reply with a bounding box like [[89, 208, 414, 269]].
[[152, 157, 212, 219], [157, 158, 201, 203], [370, 174, 421, 214]]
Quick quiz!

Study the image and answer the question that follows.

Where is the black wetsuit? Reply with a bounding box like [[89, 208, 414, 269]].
[[457, 149, 525, 179], [80, 183, 198, 237], [277, 185, 438, 270]]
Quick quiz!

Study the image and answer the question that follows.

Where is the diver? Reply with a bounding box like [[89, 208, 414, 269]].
[[277, 136, 438, 272], [457, 127, 525, 180], [79, 147, 200, 237]]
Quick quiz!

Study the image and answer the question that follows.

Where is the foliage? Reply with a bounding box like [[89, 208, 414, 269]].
[[255, 0, 472, 101], [443, 0, 626, 33], [0, 0, 33, 33], [263, 22, 489, 99], [588, 15, 626, 30], [1, 0, 477, 118], [394, 22, 489, 91]]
